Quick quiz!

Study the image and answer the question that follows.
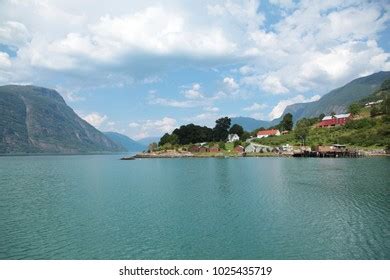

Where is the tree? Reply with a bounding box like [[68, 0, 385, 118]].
[[159, 133, 178, 146], [241, 131, 251, 141], [294, 118, 311, 146], [381, 95, 390, 115], [281, 113, 293, 131], [229, 124, 244, 137], [172, 124, 213, 144], [348, 103, 362, 115], [212, 117, 231, 141], [318, 113, 325, 120], [370, 106, 380, 117]]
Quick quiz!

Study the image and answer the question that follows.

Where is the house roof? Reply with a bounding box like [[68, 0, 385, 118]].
[[257, 129, 280, 136], [322, 113, 350, 120]]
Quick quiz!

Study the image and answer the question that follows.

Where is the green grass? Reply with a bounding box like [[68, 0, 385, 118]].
[[252, 114, 389, 150]]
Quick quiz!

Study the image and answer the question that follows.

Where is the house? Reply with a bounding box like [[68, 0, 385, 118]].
[[234, 145, 244, 153], [257, 129, 281, 138], [209, 146, 220, 153], [365, 100, 383, 107], [281, 144, 293, 152], [227, 134, 240, 142], [245, 143, 272, 153], [317, 113, 351, 128], [188, 145, 201, 153], [281, 130, 289, 135], [199, 146, 209, 153]]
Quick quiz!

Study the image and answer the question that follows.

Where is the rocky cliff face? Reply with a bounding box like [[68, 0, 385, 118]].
[[0, 85, 124, 154]]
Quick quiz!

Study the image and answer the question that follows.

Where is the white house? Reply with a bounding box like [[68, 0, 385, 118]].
[[227, 134, 240, 142]]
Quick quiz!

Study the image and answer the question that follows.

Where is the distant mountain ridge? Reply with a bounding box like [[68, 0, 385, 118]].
[[137, 136, 161, 146], [282, 71, 390, 120], [232, 71, 390, 131], [0, 85, 124, 154], [104, 132, 146, 152]]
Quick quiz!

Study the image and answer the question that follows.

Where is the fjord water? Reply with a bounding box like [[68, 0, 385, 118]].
[[0, 155, 389, 259]]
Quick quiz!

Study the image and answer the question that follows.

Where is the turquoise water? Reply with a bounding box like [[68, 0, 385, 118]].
[[0, 155, 389, 259]]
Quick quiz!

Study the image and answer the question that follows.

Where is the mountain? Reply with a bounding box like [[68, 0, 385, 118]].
[[282, 71, 390, 120], [359, 78, 390, 105], [230, 117, 274, 132], [137, 136, 161, 146], [104, 132, 146, 152], [0, 85, 124, 154]]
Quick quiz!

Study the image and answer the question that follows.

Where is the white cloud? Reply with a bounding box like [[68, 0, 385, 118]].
[[0, 21, 30, 47], [239, 65, 255, 75], [223, 77, 239, 91], [82, 112, 108, 128], [150, 97, 207, 108], [128, 122, 140, 128], [261, 75, 289, 94], [0, 52, 11, 68], [183, 83, 204, 99], [240, 0, 390, 95], [269, 94, 321, 120], [243, 102, 267, 111], [269, 0, 295, 9], [129, 117, 177, 139], [204, 106, 219, 112]]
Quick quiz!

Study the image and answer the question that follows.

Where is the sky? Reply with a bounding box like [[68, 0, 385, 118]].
[[0, 0, 389, 140]]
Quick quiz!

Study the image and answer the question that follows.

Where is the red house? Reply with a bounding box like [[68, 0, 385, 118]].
[[209, 146, 220, 153], [199, 146, 209, 153], [318, 113, 351, 128]]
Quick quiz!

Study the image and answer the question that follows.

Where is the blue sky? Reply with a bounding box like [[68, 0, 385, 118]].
[[0, 0, 389, 139]]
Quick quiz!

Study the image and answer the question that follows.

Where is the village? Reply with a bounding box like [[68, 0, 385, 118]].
[[128, 111, 385, 160]]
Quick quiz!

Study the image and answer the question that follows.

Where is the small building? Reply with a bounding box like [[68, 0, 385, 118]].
[[245, 143, 272, 153], [227, 134, 240, 142], [257, 129, 281, 138], [317, 113, 351, 128], [209, 146, 220, 153], [199, 146, 209, 153], [365, 100, 383, 107], [281, 130, 289, 135], [281, 144, 293, 152], [188, 145, 201, 153], [234, 145, 244, 153]]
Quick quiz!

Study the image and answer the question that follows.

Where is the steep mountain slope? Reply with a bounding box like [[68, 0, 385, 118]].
[[282, 71, 390, 120], [0, 85, 124, 154], [104, 132, 146, 152]]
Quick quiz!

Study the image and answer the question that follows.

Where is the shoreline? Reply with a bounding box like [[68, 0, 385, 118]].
[[131, 151, 389, 159]]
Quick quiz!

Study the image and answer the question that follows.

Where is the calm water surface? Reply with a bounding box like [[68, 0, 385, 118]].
[[0, 155, 389, 259]]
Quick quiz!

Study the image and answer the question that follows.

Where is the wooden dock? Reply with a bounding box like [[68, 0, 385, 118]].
[[293, 150, 362, 158]]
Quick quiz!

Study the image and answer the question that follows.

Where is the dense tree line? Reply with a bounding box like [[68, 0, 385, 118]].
[[159, 117, 237, 146]]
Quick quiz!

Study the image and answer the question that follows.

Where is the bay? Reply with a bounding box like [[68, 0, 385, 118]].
[[0, 155, 389, 259]]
